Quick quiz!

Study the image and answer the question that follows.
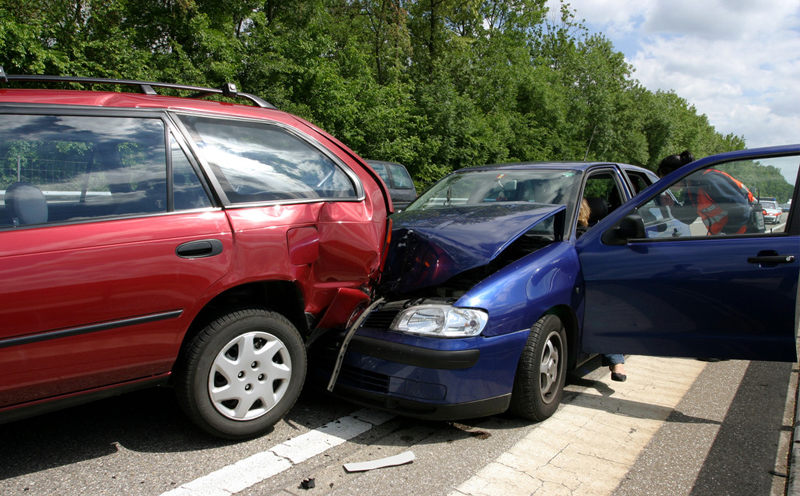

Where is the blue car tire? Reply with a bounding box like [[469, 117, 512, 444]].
[[509, 314, 567, 421]]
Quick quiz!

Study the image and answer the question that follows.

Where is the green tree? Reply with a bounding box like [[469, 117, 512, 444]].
[[0, 0, 746, 187]]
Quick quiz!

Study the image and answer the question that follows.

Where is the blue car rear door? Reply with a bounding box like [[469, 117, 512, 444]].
[[576, 147, 799, 362]]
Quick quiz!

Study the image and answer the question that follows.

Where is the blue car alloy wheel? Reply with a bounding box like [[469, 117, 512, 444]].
[[509, 314, 567, 421]]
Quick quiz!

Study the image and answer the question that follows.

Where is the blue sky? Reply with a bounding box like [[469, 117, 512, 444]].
[[544, 0, 800, 156]]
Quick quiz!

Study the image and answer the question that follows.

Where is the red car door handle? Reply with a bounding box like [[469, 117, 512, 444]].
[[176, 239, 224, 259]]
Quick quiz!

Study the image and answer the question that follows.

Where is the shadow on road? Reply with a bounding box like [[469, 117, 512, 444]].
[[608, 359, 795, 496], [0, 387, 225, 480], [688, 360, 794, 496], [0, 385, 357, 481]]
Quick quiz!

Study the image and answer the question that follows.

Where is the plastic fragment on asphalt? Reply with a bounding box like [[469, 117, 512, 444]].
[[343, 451, 415, 472], [300, 478, 316, 489]]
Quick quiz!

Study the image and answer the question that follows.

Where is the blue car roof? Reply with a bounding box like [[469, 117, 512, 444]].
[[453, 161, 652, 175]]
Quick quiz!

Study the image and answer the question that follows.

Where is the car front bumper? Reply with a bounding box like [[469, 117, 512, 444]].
[[314, 327, 530, 421]]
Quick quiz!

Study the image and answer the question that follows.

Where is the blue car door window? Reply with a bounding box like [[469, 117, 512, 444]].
[[578, 151, 799, 363]]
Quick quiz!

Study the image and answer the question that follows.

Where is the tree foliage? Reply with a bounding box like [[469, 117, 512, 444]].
[[0, 0, 746, 187], [724, 162, 794, 204]]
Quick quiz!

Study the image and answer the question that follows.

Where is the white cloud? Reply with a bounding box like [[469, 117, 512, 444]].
[[549, 0, 653, 36], [643, 0, 790, 39], [545, 0, 800, 149]]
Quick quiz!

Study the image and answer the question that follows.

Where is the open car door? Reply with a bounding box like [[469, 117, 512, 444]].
[[577, 146, 799, 362]]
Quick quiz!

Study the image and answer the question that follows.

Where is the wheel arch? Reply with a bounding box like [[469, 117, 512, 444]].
[[174, 281, 307, 376], [541, 304, 580, 371]]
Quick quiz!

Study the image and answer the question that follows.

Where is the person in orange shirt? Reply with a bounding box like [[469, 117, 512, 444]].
[[657, 151, 760, 235]]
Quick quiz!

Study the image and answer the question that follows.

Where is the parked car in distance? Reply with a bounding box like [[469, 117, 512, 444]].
[[318, 150, 798, 423], [0, 71, 390, 439], [761, 200, 783, 224], [366, 160, 417, 210]]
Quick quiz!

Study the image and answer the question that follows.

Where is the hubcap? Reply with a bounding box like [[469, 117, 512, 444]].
[[539, 332, 561, 404], [208, 331, 292, 421]]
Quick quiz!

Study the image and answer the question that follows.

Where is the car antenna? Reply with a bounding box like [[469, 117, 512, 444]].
[[584, 124, 597, 161]]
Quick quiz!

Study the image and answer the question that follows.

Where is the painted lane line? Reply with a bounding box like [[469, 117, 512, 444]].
[[161, 408, 395, 496]]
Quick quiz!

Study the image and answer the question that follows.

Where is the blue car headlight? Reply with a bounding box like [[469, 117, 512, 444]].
[[390, 304, 488, 337]]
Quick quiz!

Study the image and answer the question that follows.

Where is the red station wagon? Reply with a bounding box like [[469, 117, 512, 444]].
[[0, 71, 391, 439]]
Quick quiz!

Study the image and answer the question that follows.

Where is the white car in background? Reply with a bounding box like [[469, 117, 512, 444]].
[[761, 200, 783, 224]]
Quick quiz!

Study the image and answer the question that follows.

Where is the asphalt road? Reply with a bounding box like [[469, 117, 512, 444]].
[[0, 353, 795, 496]]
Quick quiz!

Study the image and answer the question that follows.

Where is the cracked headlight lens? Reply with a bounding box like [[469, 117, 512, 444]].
[[390, 304, 488, 337]]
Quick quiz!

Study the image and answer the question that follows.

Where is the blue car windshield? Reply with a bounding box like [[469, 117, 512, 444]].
[[406, 169, 580, 212]]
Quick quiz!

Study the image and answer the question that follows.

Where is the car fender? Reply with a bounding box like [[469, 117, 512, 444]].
[[455, 241, 581, 338]]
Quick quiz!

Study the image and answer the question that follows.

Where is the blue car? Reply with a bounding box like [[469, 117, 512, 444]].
[[319, 149, 798, 422]]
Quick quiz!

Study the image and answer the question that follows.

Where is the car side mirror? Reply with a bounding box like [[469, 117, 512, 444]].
[[602, 214, 646, 245]]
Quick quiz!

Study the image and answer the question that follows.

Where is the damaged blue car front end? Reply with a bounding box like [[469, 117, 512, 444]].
[[318, 201, 582, 420]]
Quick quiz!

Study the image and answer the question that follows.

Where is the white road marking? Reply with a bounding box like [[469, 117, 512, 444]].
[[163, 357, 709, 496], [161, 408, 395, 496], [450, 356, 708, 496]]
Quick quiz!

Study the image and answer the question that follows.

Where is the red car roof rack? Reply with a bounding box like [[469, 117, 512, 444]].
[[0, 66, 276, 109]]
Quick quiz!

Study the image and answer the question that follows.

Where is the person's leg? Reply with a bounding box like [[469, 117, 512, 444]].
[[602, 354, 627, 382]]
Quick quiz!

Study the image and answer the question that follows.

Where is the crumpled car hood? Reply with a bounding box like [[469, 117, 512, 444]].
[[380, 203, 565, 294]]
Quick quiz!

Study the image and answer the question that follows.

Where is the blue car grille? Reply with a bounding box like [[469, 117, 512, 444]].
[[340, 364, 390, 393], [363, 307, 400, 330]]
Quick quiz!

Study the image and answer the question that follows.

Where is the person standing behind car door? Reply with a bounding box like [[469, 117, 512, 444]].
[[577, 198, 627, 382], [657, 151, 761, 235]]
